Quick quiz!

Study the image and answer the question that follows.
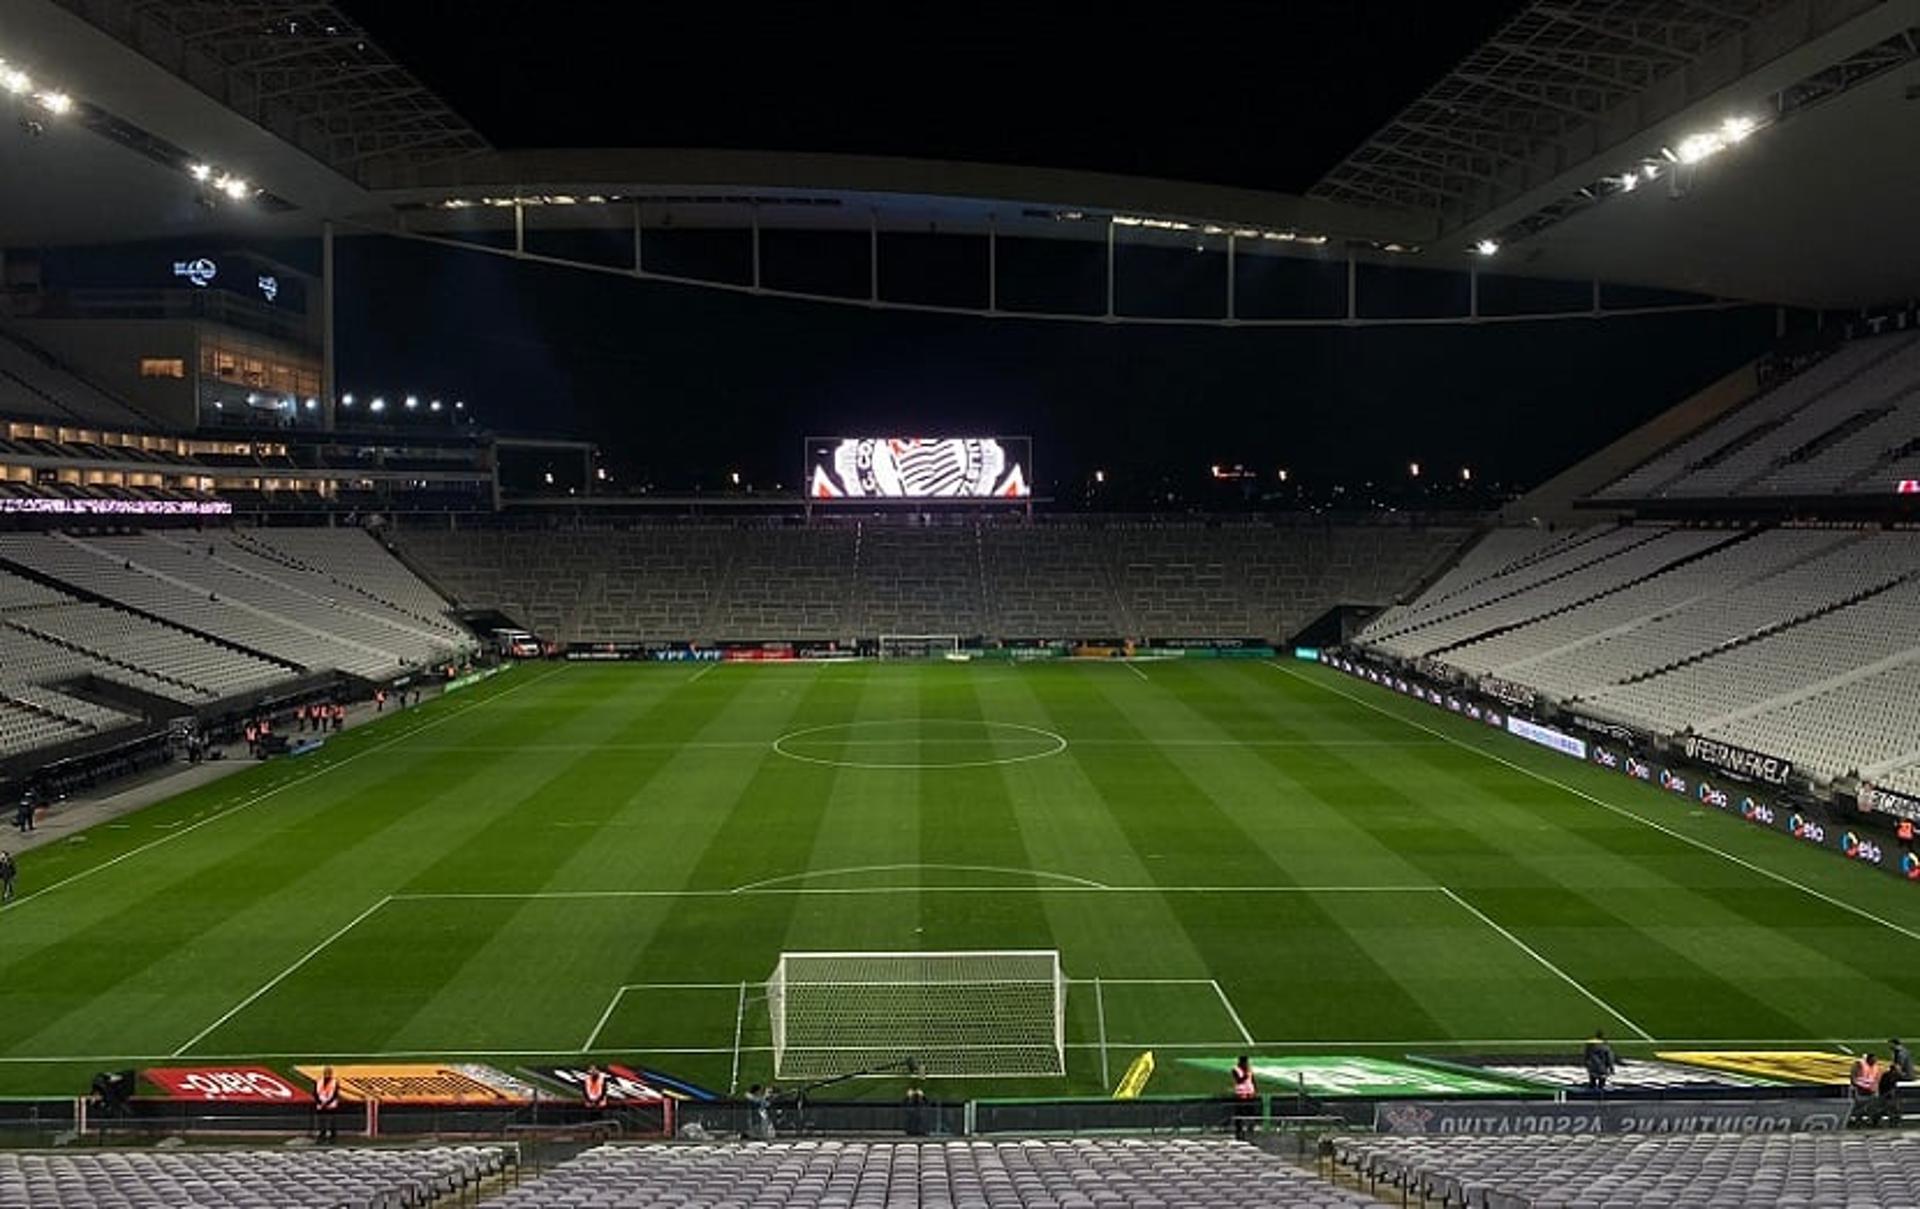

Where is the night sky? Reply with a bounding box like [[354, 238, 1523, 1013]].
[[308, 1, 1775, 501], [338, 0, 1525, 195]]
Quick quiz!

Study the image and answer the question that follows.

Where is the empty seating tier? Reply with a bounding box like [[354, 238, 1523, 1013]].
[[0, 527, 471, 759], [1337, 1131, 1920, 1209], [0, 532, 471, 681], [1594, 330, 1920, 501], [393, 521, 1470, 645], [1356, 524, 1920, 786], [484, 1139, 1383, 1209], [0, 1144, 508, 1209], [0, 326, 154, 430]]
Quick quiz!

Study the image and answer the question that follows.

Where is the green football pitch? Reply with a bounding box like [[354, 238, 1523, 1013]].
[[0, 657, 1915, 1099]]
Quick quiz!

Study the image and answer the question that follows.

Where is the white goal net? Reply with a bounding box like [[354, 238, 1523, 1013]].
[[877, 634, 961, 660], [767, 950, 1066, 1079]]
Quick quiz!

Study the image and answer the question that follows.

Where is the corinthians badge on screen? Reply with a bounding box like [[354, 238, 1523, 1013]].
[[809, 437, 1030, 499]]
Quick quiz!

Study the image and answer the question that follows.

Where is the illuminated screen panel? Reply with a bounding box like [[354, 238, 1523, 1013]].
[[807, 437, 1032, 499]]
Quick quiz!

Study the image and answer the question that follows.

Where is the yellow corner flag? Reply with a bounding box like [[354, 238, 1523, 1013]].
[[1112, 1050, 1156, 1099]]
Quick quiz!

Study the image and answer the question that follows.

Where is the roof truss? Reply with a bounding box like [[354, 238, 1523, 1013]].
[[52, 0, 489, 186]]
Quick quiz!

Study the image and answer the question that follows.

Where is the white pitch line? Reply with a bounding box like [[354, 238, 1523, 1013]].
[[731, 863, 1110, 893], [580, 986, 629, 1053], [1094, 977, 1110, 1089], [172, 895, 394, 1057], [1, 664, 567, 916], [2, 1035, 1912, 1065], [388, 885, 1445, 901], [1120, 660, 1151, 683], [729, 981, 748, 1095], [1271, 662, 1920, 946], [1440, 886, 1655, 1043], [371, 737, 1446, 754], [687, 662, 721, 683], [1211, 980, 1258, 1047]]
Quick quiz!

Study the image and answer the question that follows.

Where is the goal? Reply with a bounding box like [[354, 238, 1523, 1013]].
[[877, 634, 961, 660], [767, 950, 1066, 1080]]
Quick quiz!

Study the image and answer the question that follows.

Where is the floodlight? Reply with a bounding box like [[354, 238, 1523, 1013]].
[[0, 68, 30, 95], [1675, 133, 1721, 164], [729, 471, 742, 486], [340, 393, 354, 406], [216, 175, 250, 200], [1472, 239, 1499, 256], [429, 400, 442, 412], [404, 395, 418, 409], [304, 398, 318, 411], [1409, 462, 1421, 477], [35, 91, 71, 115], [370, 397, 386, 413], [1618, 173, 1638, 192], [189, 163, 212, 181], [1721, 115, 1757, 142]]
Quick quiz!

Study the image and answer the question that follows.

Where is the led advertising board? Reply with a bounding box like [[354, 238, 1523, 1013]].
[[806, 437, 1031, 500]]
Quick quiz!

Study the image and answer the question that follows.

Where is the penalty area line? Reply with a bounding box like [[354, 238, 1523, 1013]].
[[1210, 980, 1256, 1047], [172, 895, 394, 1058], [1440, 886, 1654, 1043], [580, 987, 630, 1054]]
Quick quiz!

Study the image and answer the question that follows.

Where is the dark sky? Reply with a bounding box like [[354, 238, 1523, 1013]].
[[338, 0, 1525, 194]]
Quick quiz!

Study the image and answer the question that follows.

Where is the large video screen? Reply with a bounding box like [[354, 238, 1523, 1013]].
[[807, 437, 1031, 499]]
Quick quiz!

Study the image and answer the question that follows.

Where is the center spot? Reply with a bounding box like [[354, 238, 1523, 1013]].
[[771, 719, 1069, 770]]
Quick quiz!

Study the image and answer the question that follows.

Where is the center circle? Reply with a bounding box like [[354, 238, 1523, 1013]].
[[771, 719, 1068, 770]]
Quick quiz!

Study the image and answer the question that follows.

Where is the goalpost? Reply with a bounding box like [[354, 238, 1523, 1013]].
[[877, 634, 962, 660], [767, 950, 1066, 1080]]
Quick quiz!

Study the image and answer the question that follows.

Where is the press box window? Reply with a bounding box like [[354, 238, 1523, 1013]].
[[139, 358, 186, 379]]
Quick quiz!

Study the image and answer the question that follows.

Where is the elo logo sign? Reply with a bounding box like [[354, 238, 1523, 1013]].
[[1696, 782, 1729, 809], [1841, 833, 1883, 865], [1789, 814, 1826, 844], [1741, 798, 1775, 825], [1659, 769, 1689, 795], [1902, 852, 1920, 880]]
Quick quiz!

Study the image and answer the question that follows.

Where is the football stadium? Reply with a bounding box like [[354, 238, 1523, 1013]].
[[1, 0, 1919, 1204]]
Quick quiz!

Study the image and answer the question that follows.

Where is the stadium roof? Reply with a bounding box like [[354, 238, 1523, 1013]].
[[3, 0, 1916, 309]]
